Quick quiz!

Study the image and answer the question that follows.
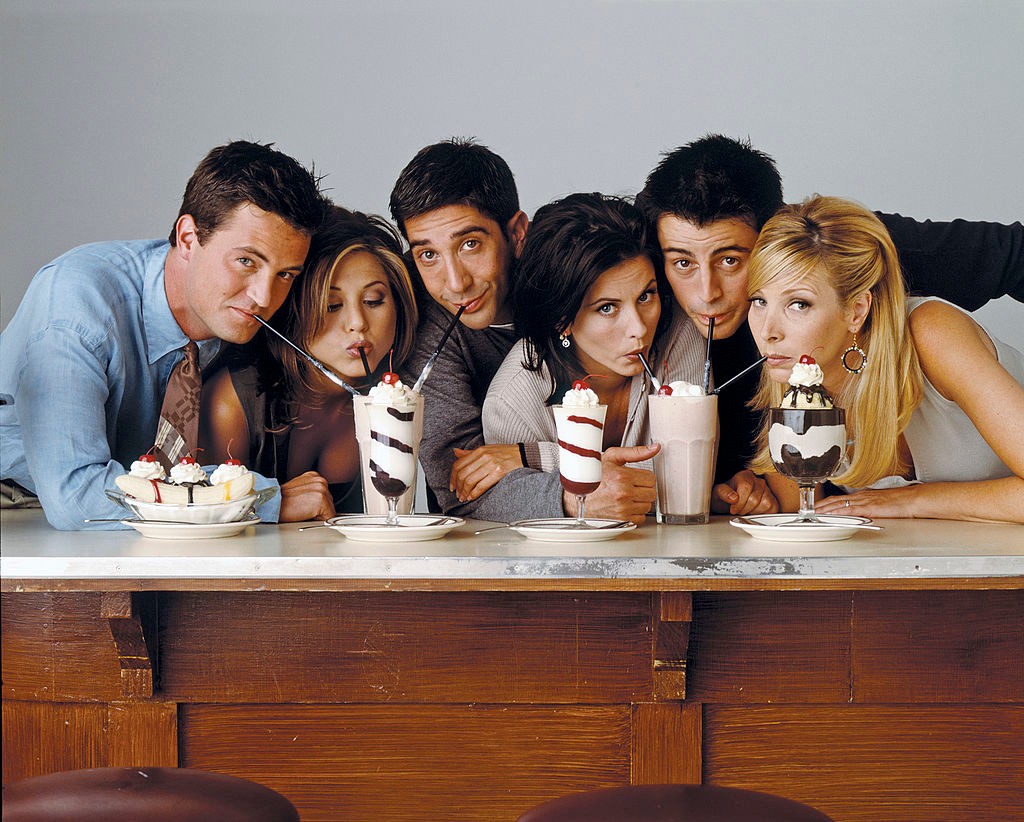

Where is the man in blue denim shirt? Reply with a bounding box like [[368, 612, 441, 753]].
[[0, 141, 334, 529]]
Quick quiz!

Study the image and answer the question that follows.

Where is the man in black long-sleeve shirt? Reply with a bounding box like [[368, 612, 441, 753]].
[[636, 134, 1023, 508]]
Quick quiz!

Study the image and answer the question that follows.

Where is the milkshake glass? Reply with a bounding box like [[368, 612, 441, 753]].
[[553, 403, 607, 526], [649, 391, 718, 524], [355, 389, 423, 521]]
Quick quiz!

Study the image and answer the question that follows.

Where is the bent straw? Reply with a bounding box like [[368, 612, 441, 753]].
[[637, 351, 661, 391], [412, 304, 466, 393], [253, 315, 361, 397], [712, 355, 768, 395], [702, 317, 715, 394]]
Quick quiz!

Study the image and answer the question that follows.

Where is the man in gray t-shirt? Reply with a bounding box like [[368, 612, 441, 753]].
[[390, 139, 659, 522]]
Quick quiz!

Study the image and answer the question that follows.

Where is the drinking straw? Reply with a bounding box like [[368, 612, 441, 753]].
[[637, 351, 661, 391], [358, 347, 372, 380], [253, 315, 361, 397], [702, 317, 715, 394], [412, 304, 466, 392], [712, 355, 768, 395]]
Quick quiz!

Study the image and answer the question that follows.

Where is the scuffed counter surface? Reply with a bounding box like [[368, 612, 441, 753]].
[[2, 509, 1022, 591]]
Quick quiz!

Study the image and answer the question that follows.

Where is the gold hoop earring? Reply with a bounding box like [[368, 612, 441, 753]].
[[842, 335, 867, 374], [560, 333, 571, 349]]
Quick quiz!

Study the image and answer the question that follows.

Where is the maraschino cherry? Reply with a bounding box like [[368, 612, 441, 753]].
[[571, 374, 603, 391], [382, 371, 401, 385], [137, 453, 158, 463], [656, 384, 674, 396], [179, 455, 197, 465], [799, 354, 817, 365]]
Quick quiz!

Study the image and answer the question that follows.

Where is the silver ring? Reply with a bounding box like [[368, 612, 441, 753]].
[[844, 499, 851, 508]]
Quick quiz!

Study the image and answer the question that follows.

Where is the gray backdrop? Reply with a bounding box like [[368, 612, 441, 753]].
[[2, 0, 1022, 345]]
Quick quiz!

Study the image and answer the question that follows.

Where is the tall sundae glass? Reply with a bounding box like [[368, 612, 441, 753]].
[[553, 377, 607, 527], [365, 372, 421, 525], [768, 355, 846, 523]]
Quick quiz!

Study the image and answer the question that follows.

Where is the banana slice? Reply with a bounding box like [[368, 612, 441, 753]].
[[191, 473, 255, 503], [115, 474, 190, 504], [115, 472, 255, 504]]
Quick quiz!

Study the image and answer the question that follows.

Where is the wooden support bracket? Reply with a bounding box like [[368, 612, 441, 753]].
[[653, 591, 692, 701], [101, 592, 157, 699]]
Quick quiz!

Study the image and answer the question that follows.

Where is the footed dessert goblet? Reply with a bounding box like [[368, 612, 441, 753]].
[[366, 399, 420, 526], [768, 407, 846, 523], [553, 402, 608, 528]]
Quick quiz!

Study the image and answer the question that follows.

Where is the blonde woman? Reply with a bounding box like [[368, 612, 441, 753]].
[[746, 195, 1024, 524], [200, 205, 418, 517]]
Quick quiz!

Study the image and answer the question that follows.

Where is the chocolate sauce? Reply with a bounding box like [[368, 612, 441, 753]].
[[369, 460, 410, 498], [560, 477, 600, 496]]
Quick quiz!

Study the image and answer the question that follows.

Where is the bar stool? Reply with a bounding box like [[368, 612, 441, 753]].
[[2, 767, 300, 822], [516, 784, 834, 822]]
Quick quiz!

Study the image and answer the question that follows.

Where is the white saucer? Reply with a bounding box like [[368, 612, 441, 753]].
[[730, 514, 875, 542], [123, 517, 260, 540], [510, 518, 637, 543], [324, 514, 464, 542]]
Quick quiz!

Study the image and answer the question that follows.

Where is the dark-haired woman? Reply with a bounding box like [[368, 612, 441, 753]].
[[481, 192, 707, 524]]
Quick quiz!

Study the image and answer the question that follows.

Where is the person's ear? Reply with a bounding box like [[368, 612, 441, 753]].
[[849, 290, 872, 333], [174, 215, 200, 260], [506, 211, 529, 258]]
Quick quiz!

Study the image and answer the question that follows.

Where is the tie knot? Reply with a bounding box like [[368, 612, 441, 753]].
[[183, 340, 199, 365]]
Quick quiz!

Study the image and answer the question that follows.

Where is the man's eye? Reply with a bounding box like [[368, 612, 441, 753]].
[[722, 256, 739, 267], [278, 271, 297, 282], [418, 250, 436, 262], [462, 239, 480, 251], [237, 257, 254, 267], [672, 259, 692, 271]]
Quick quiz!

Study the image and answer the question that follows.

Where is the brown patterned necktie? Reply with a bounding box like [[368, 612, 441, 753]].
[[153, 341, 200, 470]]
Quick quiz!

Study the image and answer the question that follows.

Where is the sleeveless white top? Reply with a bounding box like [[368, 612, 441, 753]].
[[900, 296, 1024, 483]]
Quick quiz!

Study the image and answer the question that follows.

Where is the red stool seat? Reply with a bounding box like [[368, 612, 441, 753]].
[[517, 784, 834, 822], [2, 767, 299, 822]]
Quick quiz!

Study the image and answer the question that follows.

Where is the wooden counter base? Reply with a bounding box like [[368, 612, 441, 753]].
[[4, 588, 1022, 821]]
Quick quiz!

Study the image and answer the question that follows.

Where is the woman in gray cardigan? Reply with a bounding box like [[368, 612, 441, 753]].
[[482, 193, 706, 523]]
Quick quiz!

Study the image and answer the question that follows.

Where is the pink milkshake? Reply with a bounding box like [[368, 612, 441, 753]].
[[649, 380, 718, 525]]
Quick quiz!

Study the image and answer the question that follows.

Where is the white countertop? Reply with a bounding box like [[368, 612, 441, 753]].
[[2, 509, 1022, 592]]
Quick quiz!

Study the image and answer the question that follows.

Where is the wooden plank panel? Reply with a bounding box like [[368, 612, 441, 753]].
[[2, 593, 123, 702], [631, 702, 701, 784], [1, 701, 107, 783], [159, 592, 654, 703], [180, 704, 631, 822], [107, 702, 178, 767], [853, 591, 1024, 703], [687, 593, 851, 703], [704, 705, 1024, 822]]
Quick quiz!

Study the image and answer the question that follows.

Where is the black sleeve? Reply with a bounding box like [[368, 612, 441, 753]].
[[878, 212, 1024, 311]]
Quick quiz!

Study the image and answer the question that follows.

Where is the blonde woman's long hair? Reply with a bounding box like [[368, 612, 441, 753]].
[[747, 196, 923, 487]]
